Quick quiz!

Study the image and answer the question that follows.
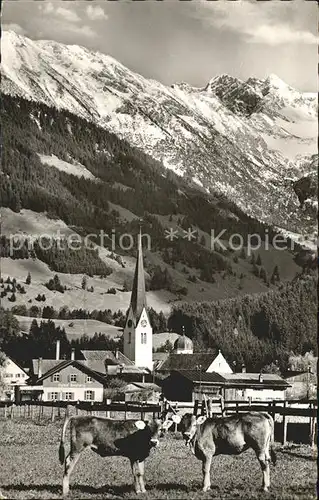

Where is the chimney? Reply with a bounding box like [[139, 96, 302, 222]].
[[38, 358, 43, 379], [259, 373, 263, 383], [241, 364, 246, 373], [55, 340, 60, 360], [115, 348, 119, 360], [71, 348, 75, 361]]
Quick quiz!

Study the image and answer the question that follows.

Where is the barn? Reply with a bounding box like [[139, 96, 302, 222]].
[[161, 370, 290, 402]]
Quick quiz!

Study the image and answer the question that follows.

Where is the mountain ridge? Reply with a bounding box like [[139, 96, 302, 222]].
[[2, 30, 317, 245]]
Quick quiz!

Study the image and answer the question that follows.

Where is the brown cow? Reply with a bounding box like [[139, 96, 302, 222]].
[[58, 416, 174, 497], [176, 412, 276, 492]]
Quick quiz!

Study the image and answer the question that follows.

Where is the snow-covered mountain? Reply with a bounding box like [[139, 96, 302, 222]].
[[2, 30, 317, 241]]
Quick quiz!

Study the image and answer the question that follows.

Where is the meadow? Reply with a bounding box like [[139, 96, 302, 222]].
[[0, 419, 317, 500]]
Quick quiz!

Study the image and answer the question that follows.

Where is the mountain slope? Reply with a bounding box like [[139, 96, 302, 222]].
[[1, 93, 303, 318], [2, 30, 317, 242]]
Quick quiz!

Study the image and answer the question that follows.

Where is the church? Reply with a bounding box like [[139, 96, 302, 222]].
[[122, 231, 232, 375], [122, 231, 153, 371]]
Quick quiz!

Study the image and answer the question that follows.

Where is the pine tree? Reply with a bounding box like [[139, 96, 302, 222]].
[[81, 275, 88, 290], [26, 272, 31, 285]]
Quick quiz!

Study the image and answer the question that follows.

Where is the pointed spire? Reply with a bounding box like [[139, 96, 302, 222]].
[[130, 229, 147, 323]]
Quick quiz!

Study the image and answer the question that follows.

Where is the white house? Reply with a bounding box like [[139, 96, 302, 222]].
[[28, 359, 108, 402], [158, 335, 233, 376], [1, 356, 28, 400]]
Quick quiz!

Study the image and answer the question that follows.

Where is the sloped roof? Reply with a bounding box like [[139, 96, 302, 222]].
[[222, 373, 290, 388], [33, 360, 108, 385], [129, 231, 147, 323], [173, 370, 226, 384], [167, 370, 290, 389], [80, 350, 134, 366], [159, 352, 218, 372], [32, 359, 61, 376], [282, 370, 308, 379], [4, 356, 29, 375], [152, 352, 170, 370], [123, 382, 161, 392]]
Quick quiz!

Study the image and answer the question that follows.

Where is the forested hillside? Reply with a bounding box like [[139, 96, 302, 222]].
[[1, 95, 301, 289], [0, 96, 316, 371], [168, 275, 317, 371]]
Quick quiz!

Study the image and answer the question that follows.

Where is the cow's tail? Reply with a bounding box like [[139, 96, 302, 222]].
[[59, 416, 72, 465], [264, 413, 277, 466]]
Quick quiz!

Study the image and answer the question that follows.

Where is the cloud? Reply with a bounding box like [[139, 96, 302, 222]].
[[38, 2, 95, 38], [86, 5, 108, 22], [41, 3, 80, 23], [2, 23, 27, 35], [195, 2, 318, 46], [250, 24, 318, 46]]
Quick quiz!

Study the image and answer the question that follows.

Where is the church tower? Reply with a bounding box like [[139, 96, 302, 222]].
[[123, 231, 153, 370]]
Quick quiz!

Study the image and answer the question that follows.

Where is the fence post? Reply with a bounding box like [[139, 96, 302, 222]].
[[309, 403, 315, 447], [282, 401, 287, 446], [193, 399, 199, 416], [207, 398, 212, 418], [220, 396, 225, 417], [38, 404, 42, 422], [51, 405, 55, 423]]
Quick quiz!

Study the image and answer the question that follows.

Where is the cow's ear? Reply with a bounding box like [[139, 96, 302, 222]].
[[162, 420, 174, 430], [196, 416, 206, 425], [135, 420, 146, 430], [171, 414, 181, 424]]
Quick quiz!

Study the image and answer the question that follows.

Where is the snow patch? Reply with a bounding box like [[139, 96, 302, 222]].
[[38, 154, 97, 180]]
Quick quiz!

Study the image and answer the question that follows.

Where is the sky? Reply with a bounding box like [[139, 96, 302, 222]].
[[2, 0, 318, 91]]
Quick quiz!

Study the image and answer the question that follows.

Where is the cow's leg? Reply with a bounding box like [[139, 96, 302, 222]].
[[256, 451, 270, 492], [137, 461, 146, 493], [63, 452, 81, 497], [202, 454, 212, 492], [131, 460, 143, 494]]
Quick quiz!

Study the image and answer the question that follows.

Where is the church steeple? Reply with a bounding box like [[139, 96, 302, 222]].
[[130, 229, 147, 325], [123, 230, 153, 370]]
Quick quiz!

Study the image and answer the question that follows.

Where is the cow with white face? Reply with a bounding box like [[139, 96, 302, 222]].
[[59, 415, 174, 497], [176, 412, 277, 493]]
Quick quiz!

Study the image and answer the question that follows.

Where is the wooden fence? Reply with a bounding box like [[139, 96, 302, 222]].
[[0, 398, 317, 446], [0, 400, 161, 422]]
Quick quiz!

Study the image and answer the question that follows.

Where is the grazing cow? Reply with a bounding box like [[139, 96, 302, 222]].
[[59, 415, 174, 497], [176, 412, 276, 492]]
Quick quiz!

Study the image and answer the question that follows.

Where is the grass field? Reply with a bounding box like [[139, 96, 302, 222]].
[[0, 420, 316, 500]]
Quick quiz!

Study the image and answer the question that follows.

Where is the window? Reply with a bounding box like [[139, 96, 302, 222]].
[[86, 376, 92, 383], [128, 332, 131, 344], [52, 374, 60, 382], [69, 374, 77, 382], [15, 373, 20, 378], [141, 332, 147, 344], [63, 392, 74, 401], [49, 392, 59, 401], [84, 390, 95, 401]]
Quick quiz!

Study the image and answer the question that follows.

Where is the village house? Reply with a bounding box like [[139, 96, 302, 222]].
[[156, 334, 233, 376], [0, 356, 29, 401], [161, 369, 290, 403], [113, 382, 161, 404]]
